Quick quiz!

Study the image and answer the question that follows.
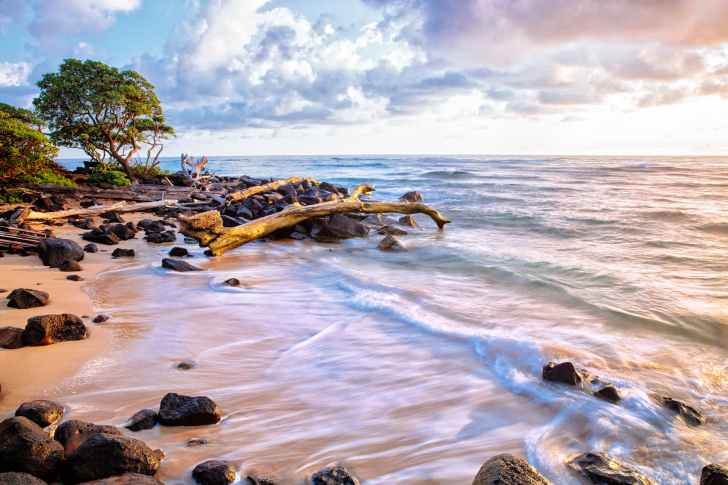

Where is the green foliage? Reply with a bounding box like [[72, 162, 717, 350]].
[[0, 102, 74, 186], [130, 162, 171, 178], [88, 170, 130, 186], [0, 188, 26, 204], [33, 59, 175, 180]]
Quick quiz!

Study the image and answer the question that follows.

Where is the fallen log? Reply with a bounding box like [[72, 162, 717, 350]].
[[23, 200, 177, 221], [225, 176, 320, 203], [180, 183, 451, 256], [12, 184, 197, 201]]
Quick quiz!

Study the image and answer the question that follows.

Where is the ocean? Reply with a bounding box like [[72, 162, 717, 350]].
[[56, 155, 728, 484]]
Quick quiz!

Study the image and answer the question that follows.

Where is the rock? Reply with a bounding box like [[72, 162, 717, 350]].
[[109, 224, 135, 241], [662, 396, 705, 426], [111, 249, 135, 258], [377, 226, 408, 236], [92, 315, 110, 323], [701, 464, 728, 485], [397, 215, 419, 228], [0, 327, 26, 349], [137, 220, 165, 233], [542, 362, 581, 386], [361, 214, 398, 226], [246, 476, 277, 485], [82, 231, 119, 246], [146, 231, 176, 244], [54, 260, 82, 272], [186, 439, 209, 447], [102, 212, 125, 224], [184, 237, 198, 245], [290, 232, 307, 240], [37, 239, 84, 267], [66, 275, 84, 281], [317, 214, 369, 240], [79, 199, 99, 208], [593, 385, 621, 404], [192, 461, 235, 485], [168, 247, 188, 257], [569, 452, 657, 485], [399, 191, 424, 203], [176, 361, 196, 370], [125, 410, 158, 433], [221, 215, 244, 228], [74, 472, 164, 485], [157, 393, 222, 427], [224, 278, 242, 287], [236, 207, 253, 220], [0, 472, 47, 484], [377, 235, 406, 251], [311, 466, 358, 485], [15, 402, 64, 428], [0, 417, 64, 482], [54, 421, 123, 458], [61, 433, 160, 485], [83, 244, 98, 253], [161, 259, 202, 272], [23, 314, 87, 346], [471, 453, 553, 485], [7, 289, 49, 309], [77, 219, 95, 230]]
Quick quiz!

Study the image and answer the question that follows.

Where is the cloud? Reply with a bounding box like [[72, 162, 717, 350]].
[[0, 62, 32, 87]]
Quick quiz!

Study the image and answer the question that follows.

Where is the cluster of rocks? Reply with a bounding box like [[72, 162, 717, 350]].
[[543, 361, 706, 425], [0, 312, 87, 349]]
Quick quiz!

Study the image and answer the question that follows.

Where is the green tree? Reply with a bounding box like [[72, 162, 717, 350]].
[[33, 59, 174, 181], [0, 102, 71, 185]]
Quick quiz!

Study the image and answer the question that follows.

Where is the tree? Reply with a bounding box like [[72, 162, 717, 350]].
[[0, 102, 69, 184], [33, 59, 174, 181]]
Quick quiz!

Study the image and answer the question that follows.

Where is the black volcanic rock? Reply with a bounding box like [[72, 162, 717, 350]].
[[157, 393, 221, 427], [191, 460, 235, 485], [569, 452, 657, 485], [543, 362, 581, 386], [15, 401, 64, 428], [37, 239, 84, 267], [472, 453, 553, 485], [0, 417, 64, 482]]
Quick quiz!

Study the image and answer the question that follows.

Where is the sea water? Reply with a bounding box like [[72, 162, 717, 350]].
[[53, 156, 728, 484]]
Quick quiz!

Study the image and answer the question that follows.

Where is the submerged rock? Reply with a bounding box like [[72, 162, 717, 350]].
[[0, 472, 47, 484], [246, 476, 277, 485], [23, 314, 87, 346], [377, 235, 406, 251], [472, 453, 553, 485], [377, 226, 408, 236], [0, 417, 64, 482], [224, 278, 242, 287], [7, 289, 49, 309], [111, 249, 135, 258], [0, 327, 26, 349], [316, 214, 369, 240], [146, 231, 176, 244], [662, 396, 705, 426], [186, 439, 208, 447], [125, 410, 158, 433], [61, 433, 160, 485], [593, 385, 621, 404], [569, 452, 657, 485], [37, 239, 84, 267], [192, 460, 235, 485], [399, 191, 424, 203], [54, 421, 123, 458], [168, 247, 188, 257], [176, 361, 196, 370], [157, 393, 222, 427], [92, 315, 110, 324], [542, 362, 581, 386], [397, 215, 419, 228], [161, 259, 202, 272], [75, 472, 165, 485], [701, 464, 728, 485], [15, 401, 64, 428], [311, 466, 358, 485]]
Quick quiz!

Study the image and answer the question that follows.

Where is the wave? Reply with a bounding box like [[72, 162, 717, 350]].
[[421, 170, 476, 179], [696, 223, 728, 236]]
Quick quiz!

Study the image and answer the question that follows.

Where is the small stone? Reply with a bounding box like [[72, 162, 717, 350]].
[[162, 258, 202, 272], [7, 289, 49, 309], [542, 362, 582, 386], [168, 247, 188, 257], [176, 361, 196, 370], [701, 464, 728, 485], [593, 385, 621, 404], [111, 249, 135, 258], [187, 438, 209, 446], [0, 327, 26, 349], [192, 460, 235, 485], [125, 410, 158, 432], [92, 315, 110, 324], [569, 452, 657, 485], [66, 275, 84, 281], [15, 401, 64, 428], [224, 278, 242, 287], [184, 237, 198, 244], [246, 476, 277, 485], [378, 235, 406, 251], [311, 466, 358, 485], [83, 244, 98, 253], [54, 259, 82, 272]]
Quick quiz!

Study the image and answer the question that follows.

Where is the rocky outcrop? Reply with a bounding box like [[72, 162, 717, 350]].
[[125, 410, 158, 432], [6, 289, 49, 309], [701, 464, 728, 485], [37, 239, 84, 267], [662, 397, 705, 426], [191, 460, 236, 485], [0, 417, 64, 482], [54, 421, 123, 458], [157, 393, 222, 427], [378, 235, 406, 251], [161, 259, 202, 272], [542, 362, 581, 386], [54, 260, 83, 272], [471, 453, 553, 485], [316, 214, 369, 240], [399, 191, 424, 203], [23, 314, 87, 346], [593, 386, 621, 404], [75, 472, 164, 485], [15, 402, 64, 428], [111, 249, 135, 258], [168, 247, 188, 257], [311, 466, 358, 485], [61, 433, 160, 485], [0, 327, 26, 349], [569, 452, 657, 485], [0, 472, 47, 484]]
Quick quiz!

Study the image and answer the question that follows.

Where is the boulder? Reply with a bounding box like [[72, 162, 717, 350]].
[[246, 477, 277, 485], [125, 410, 158, 433], [662, 397, 705, 426], [316, 214, 369, 240], [66, 275, 84, 282], [146, 231, 176, 244], [7, 289, 49, 309], [399, 191, 424, 203], [61, 433, 160, 485], [569, 452, 657, 485], [0, 417, 64, 482], [24, 314, 87, 346], [15, 401, 64, 428], [111, 249, 135, 258], [157, 393, 222, 427], [168, 247, 188, 257], [54, 421, 123, 458], [137, 220, 166, 233], [377, 235, 406, 251], [0, 327, 26, 349], [74, 472, 164, 485], [377, 226, 408, 236], [54, 260, 82, 272], [311, 466, 358, 485], [191, 460, 235, 485], [161, 259, 202, 272], [0, 472, 47, 484], [593, 386, 621, 404], [236, 207, 253, 220], [701, 464, 728, 485], [37, 239, 84, 267], [83, 244, 98, 253], [92, 315, 110, 323], [109, 225, 135, 241], [361, 214, 398, 226], [542, 362, 581, 386], [318, 182, 340, 195], [397, 215, 419, 228], [82, 231, 119, 246], [471, 453, 553, 485]]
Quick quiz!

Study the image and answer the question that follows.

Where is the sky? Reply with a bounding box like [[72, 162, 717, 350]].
[[2, 0, 728, 157]]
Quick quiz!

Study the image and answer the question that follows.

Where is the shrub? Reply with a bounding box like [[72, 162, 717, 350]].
[[88, 170, 130, 186]]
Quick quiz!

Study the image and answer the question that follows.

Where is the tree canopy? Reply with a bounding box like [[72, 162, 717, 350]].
[[33, 59, 174, 180]]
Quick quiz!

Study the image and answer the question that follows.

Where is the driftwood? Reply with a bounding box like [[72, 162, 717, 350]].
[[181, 154, 217, 186], [13, 184, 196, 202], [180, 183, 451, 256], [0, 225, 49, 249], [226, 177, 320, 203], [22, 200, 177, 221]]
